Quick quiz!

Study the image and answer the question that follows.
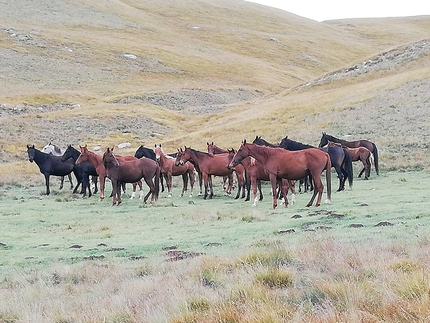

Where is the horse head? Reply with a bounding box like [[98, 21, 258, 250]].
[[27, 144, 36, 162], [61, 145, 73, 162], [174, 148, 184, 166], [103, 147, 119, 167], [318, 132, 329, 148]]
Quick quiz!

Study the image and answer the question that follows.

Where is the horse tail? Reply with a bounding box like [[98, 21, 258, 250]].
[[325, 153, 332, 202], [343, 149, 353, 188], [372, 143, 379, 175]]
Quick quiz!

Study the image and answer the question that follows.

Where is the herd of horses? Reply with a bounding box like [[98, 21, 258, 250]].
[[26, 132, 379, 209]]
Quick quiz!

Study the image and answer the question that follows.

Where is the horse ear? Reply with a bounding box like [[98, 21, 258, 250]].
[[243, 139, 247, 144]]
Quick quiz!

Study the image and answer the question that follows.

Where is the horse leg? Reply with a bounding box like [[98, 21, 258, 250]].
[[67, 173, 73, 189], [197, 170, 203, 196], [333, 165, 344, 191], [59, 176, 64, 190], [203, 173, 209, 199], [251, 176, 259, 206], [130, 183, 137, 199], [167, 174, 173, 198], [225, 174, 233, 196], [188, 170, 195, 197], [258, 180, 263, 201], [111, 180, 118, 206], [45, 174, 51, 195], [289, 180, 296, 205], [269, 175, 278, 209], [278, 179, 289, 207], [180, 173, 187, 197], [92, 176, 98, 194], [209, 175, 214, 199], [307, 174, 324, 207], [142, 177, 155, 203], [138, 180, 144, 199], [99, 175, 106, 200]]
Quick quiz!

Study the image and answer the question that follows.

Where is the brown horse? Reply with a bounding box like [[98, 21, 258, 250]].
[[206, 142, 246, 199], [319, 132, 379, 175], [102, 148, 160, 206], [328, 141, 372, 179], [154, 144, 195, 197], [76, 145, 143, 201], [234, 155, 296, 207], [229, 141, 331, 209], [175, 147, 234, 199]]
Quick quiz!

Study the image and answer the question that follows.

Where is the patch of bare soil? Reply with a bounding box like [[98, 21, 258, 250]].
[[112, 89, 260, 114]]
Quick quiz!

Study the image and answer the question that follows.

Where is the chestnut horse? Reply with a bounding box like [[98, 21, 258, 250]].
[[232, 155, 296, 207], [76, 145, 143, 201], [175, 147, 234, 199], [318, 132, 379, 175], [229, 141, 331, 209], [154, 144, 195, 197], [279, 136, 353, 192], [206, 142, 246, 200], [328, 141, 372, 179], [102, 148, 160, 206]]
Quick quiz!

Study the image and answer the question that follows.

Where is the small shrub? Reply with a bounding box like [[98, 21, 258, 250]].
[[256, 269, 293, 288], [186, 298, 210, 312]]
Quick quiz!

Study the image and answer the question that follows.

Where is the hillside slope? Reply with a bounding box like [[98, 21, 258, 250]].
[[0, 0, 429, 176]]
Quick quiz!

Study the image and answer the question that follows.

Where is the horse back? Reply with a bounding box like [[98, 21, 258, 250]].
[[111, 158, 158, 183], [37, 154, 74, 176]]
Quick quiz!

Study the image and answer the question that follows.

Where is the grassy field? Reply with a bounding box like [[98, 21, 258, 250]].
[[0, 170, 429, 322], [1, 0, 430, 321]]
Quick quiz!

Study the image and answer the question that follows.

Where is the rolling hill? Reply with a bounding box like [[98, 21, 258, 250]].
[[0, 0, 429, 178]]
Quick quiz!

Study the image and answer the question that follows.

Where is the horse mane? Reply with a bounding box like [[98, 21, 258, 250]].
[[324, 133, 346, 143], [249, 142, 281, 158], [187, 147, 212, 157], [252, 135, 279, 148], [280, 136, 314, 150]]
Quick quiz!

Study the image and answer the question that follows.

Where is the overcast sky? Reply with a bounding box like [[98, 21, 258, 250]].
[[246, 0, 430, 21]]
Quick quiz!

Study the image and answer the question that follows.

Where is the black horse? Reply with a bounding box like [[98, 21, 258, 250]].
[[279, 136, 353, 192], [27, 145, 78, 195], [134, 145, 157, 160], [318, 132, 379, 175], [61, 145, 99, 197]]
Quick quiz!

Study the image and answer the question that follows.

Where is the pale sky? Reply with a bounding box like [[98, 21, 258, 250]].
[[246, 0, 430, 22]]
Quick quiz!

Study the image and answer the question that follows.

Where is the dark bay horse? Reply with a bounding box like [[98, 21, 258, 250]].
[[102, 148, 160, 206], [229, 141, 331, 209], [279, 136, 353, 191], [42, 142, 74, 190], [27, 145, 77, 195], [154, 144, 195, 197], [328, 141, 372, 179], [76, 145, 143, 201], [318, 132, 379, 175], [206, 142, 246, 200], [61, 145, 98, 197], [175, 147, 234, 199]]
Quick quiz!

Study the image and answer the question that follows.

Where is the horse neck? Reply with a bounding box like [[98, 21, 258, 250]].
[[326, 135, 345, 144], [245, 144, 271, 163], [213, 145, 227, 154], [67, 147, 80, 161], [87, 152, 103, 167]]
